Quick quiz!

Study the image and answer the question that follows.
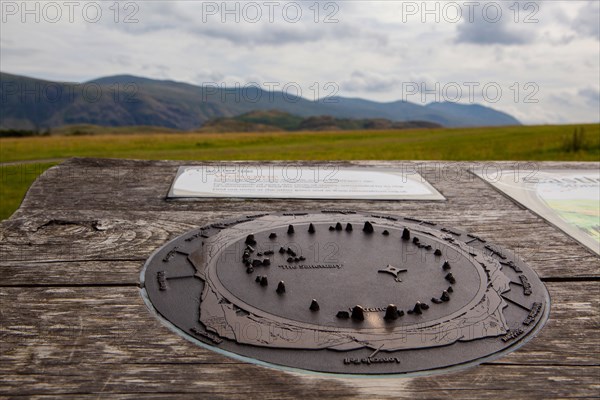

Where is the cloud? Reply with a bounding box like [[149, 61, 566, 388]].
[[341, 71, 403, 93], [455, 2, 533, 45], [107, 1, 388, 48], [193, 70, 226, 84], [0, 47, 42, 57], [110, 54, 133, 67], [578, 87, 600, 107], [456, 21, 529, 45], [572, 1, 600, 39]]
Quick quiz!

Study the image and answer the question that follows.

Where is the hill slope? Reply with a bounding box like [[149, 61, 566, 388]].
[[0, 72, 521, 130], [199, 110, 442, 132]]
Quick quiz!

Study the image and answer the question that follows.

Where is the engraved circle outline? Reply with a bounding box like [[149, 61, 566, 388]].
[[199, 214, 489, 333]]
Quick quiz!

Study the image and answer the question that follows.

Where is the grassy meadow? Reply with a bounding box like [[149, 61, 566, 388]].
[[1, 123, 598, 220]]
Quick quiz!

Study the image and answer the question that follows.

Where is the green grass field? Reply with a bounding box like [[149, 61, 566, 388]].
[[1, 123, 598, 220]]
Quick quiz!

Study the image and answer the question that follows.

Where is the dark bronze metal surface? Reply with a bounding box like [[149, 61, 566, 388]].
[[141, 211, 550, 375]]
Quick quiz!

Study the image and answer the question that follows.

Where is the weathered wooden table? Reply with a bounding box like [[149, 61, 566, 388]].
[[1, 158, 598, 398]]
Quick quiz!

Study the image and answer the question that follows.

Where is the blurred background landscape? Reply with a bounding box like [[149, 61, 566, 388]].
[[1, 0, 599, 219]]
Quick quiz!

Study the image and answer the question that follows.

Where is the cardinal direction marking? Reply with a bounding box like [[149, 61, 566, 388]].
[[369, 344, 384, 358], [378, 264, 408, 282], [501, 294, 532, 312]]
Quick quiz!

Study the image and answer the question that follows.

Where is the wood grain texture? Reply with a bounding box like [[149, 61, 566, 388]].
[[0, 283, 597, 368], [1, 158, 599, 398], [1, 207, 597, 280]]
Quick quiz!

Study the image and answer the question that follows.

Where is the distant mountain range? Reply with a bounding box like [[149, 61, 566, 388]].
[[0, 72, 521, 130]]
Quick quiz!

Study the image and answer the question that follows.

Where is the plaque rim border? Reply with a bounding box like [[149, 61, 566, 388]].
[[139, 211, 551, 377]]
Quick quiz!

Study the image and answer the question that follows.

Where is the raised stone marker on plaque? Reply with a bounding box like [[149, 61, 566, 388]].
[[141, 211, 550, 375]]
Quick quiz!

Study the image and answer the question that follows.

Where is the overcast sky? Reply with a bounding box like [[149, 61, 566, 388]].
[[1, 0, 599, 124]]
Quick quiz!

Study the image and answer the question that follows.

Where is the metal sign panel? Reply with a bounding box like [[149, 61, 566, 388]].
[[474, 169, 600, 255], [168, 165, 445, 200], [141, 211, 549, 375]]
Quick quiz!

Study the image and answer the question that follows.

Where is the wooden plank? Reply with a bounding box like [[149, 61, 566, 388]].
[[0, 261, 142, 287], [2, 208, 597, 280], [3, 158, 597, 278], [1, 282, 597, 371], [15, 159, 597, 214], [0, 363, 597, 398]]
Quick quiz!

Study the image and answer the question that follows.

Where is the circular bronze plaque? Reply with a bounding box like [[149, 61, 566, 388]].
[[141, 211, 550, 375]]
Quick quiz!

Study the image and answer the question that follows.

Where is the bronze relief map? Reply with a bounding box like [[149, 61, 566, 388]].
[[141, 211, 549, 375]]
